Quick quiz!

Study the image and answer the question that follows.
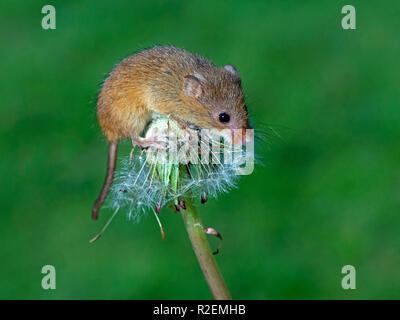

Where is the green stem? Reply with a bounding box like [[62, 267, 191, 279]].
[[181, 196, 231, 300]]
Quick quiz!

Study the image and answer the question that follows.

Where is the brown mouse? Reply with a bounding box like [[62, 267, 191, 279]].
[[92, 46, 251, 219]]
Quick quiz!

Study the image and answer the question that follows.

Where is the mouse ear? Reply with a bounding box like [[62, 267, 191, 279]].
[[223, 64, 241, 84], [184, 74, 203, 98], [223, 64, 239, 76]]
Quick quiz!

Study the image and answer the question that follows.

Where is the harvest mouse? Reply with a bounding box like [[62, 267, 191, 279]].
[[92, 46, 251, 219]]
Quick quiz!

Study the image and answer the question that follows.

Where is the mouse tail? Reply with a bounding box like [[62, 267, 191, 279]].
[[92, 140, 118, 220]]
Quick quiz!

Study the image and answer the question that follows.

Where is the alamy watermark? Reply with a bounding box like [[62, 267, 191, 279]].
[[41, 265, 56, 290], [341, 5, 356, 30], [341, 265, 356, 290], [41, 5, 56, 30], [144, 127, 255, 176]]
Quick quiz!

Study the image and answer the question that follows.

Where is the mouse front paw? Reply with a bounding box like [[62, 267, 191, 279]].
[[131, 135, 167, 150]]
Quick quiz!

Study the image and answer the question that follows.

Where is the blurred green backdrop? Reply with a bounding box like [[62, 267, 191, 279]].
[[0, 0, 399, 299]]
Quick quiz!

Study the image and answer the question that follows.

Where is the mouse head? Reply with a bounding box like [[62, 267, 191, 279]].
[[181, 64, 251, 145]]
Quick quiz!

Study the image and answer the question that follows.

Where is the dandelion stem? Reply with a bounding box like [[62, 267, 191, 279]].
[[181, 196, 231, 300]]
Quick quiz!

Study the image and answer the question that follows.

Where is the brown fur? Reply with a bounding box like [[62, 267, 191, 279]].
[[92, 46, 250, 219]]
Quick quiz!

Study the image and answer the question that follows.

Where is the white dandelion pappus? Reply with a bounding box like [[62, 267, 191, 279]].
[[106, 117, 248, 221]]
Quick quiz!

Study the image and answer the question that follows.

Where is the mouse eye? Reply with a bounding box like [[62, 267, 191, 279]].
[[218, 113, 230, 123]]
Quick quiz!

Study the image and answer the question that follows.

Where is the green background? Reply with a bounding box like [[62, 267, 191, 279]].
[[1, 0, 399, 299]]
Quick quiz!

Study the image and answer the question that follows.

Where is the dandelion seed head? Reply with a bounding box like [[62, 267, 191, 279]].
[[105, 117, 252, 221]]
